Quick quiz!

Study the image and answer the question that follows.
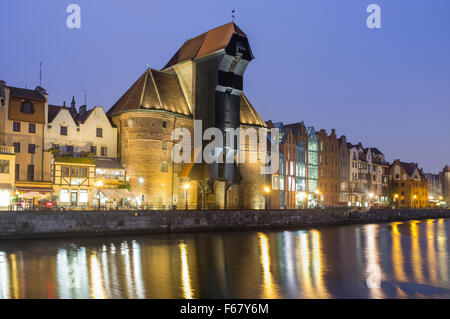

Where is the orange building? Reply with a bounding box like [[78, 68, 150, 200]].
[[317, 129, 339, 207], [389, 160, 428, 208]]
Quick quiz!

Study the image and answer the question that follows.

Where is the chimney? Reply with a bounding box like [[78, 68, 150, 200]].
[[0, 80, 5, 87], [79, 105, 87, 116], [35, 86, 48, 98]]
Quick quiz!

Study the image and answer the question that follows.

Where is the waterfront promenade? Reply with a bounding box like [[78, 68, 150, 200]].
[[0, 208, 448, 239]]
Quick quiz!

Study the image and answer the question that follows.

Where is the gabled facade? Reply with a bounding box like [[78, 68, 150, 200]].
[[390, 160, 428, 208], [45, 99, 122, 208]]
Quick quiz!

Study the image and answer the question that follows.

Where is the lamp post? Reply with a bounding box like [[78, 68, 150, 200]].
[[314, 189, 321, 208], [264, 186, 270, 210], [369, 192, 374, 208], [394, 193, 399, 209], [184, 183, 190, 210], [95, 180, 103, 210], [413, 194, 417, 208]]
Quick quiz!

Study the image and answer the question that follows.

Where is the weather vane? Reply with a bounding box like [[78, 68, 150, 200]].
[[232, 8, 236, 22]]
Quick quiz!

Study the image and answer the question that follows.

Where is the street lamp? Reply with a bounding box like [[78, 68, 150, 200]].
[[184, 183, 190, 210], [369, 192, 374, 208], [95, 180, 103, 210], [314, 189, 321, 207], [264, 186, 270, 210], [394, 193, 399, 208], [413, 194, 417, 208]]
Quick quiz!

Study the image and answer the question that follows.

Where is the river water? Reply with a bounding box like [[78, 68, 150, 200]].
[[0, 218, 449, 299]]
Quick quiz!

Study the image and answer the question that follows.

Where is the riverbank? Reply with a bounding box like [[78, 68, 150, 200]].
[[0, 208, 449, 239]]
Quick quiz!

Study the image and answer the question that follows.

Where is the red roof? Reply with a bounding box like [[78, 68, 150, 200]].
[[164, 22, 247, 68]]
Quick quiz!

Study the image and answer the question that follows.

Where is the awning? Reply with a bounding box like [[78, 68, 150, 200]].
[[15, 185, 54, 193], [100, 188, 139, 200]]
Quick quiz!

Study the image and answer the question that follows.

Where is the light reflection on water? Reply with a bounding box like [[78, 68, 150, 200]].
[[0, 218, 449, 299]]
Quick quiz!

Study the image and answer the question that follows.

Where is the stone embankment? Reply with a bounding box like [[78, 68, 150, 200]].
[[0, 208, 448, 239]]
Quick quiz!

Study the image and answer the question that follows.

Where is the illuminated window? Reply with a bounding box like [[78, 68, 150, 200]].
[[79, 190, 88, 203], [101, 147, 107, 156], [60, 189, 70, 203], [0, 160, 10, 174]]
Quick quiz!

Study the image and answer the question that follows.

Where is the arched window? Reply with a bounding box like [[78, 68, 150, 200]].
[[20, 100, 34, 113], [160, 161, 168, 173]]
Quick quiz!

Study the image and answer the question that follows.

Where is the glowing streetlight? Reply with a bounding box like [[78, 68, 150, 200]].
[[95, 180, 103, 210], [264, 186, 270, 210], [184, 183, 190, 210]]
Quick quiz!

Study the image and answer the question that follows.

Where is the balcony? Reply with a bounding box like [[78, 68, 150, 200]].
[[0, 145, 14, 155]]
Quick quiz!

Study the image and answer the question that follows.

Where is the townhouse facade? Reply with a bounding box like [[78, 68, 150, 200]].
[[390, 160, 428, 208], [317, 129, 339, 207]]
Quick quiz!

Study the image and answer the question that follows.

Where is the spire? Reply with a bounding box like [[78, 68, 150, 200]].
[[70, 96, 77, 116]]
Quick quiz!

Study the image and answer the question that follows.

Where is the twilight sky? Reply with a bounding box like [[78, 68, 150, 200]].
[[1, 0, 449, 173]]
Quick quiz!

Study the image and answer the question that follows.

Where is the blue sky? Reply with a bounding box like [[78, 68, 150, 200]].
[[1, 0, 449, 172]]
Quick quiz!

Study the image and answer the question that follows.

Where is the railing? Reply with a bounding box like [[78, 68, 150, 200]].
[[0, 145, 14, 154]]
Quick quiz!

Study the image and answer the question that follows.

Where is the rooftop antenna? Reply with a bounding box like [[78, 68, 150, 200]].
[[39, 62, 42, 86], [232, 8, 236, 22], [75, 88, 92, 105]]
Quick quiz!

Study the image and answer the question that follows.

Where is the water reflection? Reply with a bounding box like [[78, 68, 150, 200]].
[[179, 242, 194, 299], [0, 218, 448, 299]]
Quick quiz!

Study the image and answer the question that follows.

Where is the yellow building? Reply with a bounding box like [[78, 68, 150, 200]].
[[0, 145, 16, 208], [390, 160, 428, 208]]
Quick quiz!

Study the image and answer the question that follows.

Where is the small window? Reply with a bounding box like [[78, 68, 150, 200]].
[[61, 166, 70, 177], [13, 142, 20, 153], [160, 161, 168, 173], [90, 145, 97, 155], [96, 128, 103, 137], [162, 141, 167, 150], [60, 126, 68, 136], [66, 145, 74, 155], [28, 144, 35, 154], [13, 122, 21, 132], [28, 123, 36, 133], [0, 160, 10, 174], [101, 147, 107, 156], [27, 164, 34, 181], [52, 144, 59, 150], [15, 164, 20, 180], [162, 121, 167, 128], [20, 100, 34, 113]]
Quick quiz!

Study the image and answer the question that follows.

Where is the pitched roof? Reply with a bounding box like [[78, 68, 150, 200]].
[[164, 22, 247, 69], [8, 86, 46, 101], [107, 68, 191, 116], [48, 104, 62, 122], [240, 93, 267, 127], [73, 109, 94, 124], [397, 161, 422, 179]]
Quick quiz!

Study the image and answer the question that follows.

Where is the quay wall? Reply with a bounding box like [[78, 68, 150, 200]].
[[0, 208, 449, 239]]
